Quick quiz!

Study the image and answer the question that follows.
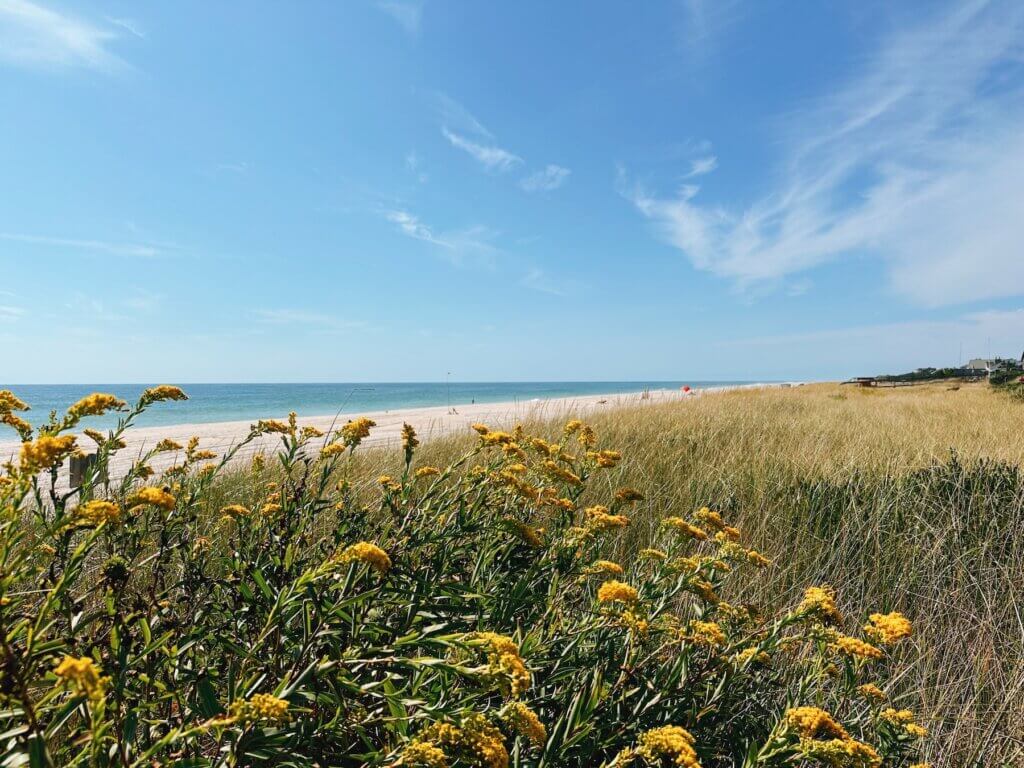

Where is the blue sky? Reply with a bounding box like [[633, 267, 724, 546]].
[[2, 0, 1024, 383]]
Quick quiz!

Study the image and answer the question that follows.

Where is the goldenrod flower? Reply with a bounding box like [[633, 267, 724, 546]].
[[67, 393, 126, 422], [336, 541, 391, 574], [635, 725, 701, 768], [54, 655, 107, 703], [694, 506, 728, 531], [251, 452, 265, 472], [585, 560, 624, 576], [1, 412, 32, 440], [155, 438, 183, 452], [785, 707, 849, 740], [140, 385, 188, 405], [880, 708, 926, 737], [128, 486, 176, 510], [20, 435, 77, 474], [415, 466, 441, 478], [341, 417, 375, 448], [260, 502, 282, 516], [401, 739, 448, 767], [662, 516, 708, 540], [506, 702, 546, 747], [797, 585, 843, 624], [687, 619, 726, 647], [229, 692, 290, 725], [585, 505, 629, 531], [221, 504, 251, 518], [74, 500, 121, 526], [258, 419, 291, 434], [321, 443, 346, 459], [301, 425, 324, 439], [858, 683, 886, 701], [504, 518, 543, 547], [597, 579, 639, 604], [471, 632, 531, 697], [401, 422, 419, 452], [614, 487, 644, 503], [732, 647, 770, 667], [831, 634, 884, 660], [639, 548, 667, 560], [746, 548, 771, 567], [0, 390, 29, 414], [864, 611, 912, 645]]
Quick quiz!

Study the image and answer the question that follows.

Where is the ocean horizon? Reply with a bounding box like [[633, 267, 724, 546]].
[[0, 381, 764, 430]]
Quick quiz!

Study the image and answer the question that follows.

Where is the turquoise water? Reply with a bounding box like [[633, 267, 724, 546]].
[[0, 382, 758, 431]]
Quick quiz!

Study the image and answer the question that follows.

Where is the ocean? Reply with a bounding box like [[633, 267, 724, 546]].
[[0, 382, 759, 431]]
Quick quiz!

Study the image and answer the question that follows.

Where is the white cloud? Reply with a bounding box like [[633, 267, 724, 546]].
[[442, 127, 521, 172], [627, 0, 1024, 306], [376, 1, 422, 36], [0, 232, 161, 257], [520, 267, 566, 296], [686, 156, 717, 177], [520, 164, 571, 192], [429, 92, 493, 138], [0, 305, 25, 321], [0, 0, 124, 71], [383, 208, 497, 267], [105, 16, 143, 39]]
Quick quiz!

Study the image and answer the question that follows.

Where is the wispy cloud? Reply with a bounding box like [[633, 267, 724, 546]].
[[252, 309, 365, 332], [0, 232, 162, 257], [405, 151, 427, 183], [105, 16, 143, 39], [442, 127, 521, 172], [383, 208, 497, 266], [429, 92, 493, 138], [520, 267, 566, 296], [627, 0, 1024, 306], [520, 164, 571, 192], [0, 0, 125, 71], [686, 155, 717, 177], [0, 305, 25, 321], [376, 0, 422, 36]]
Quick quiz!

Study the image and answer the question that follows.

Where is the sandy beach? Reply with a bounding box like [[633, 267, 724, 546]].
[[0, 384, 788, 489]]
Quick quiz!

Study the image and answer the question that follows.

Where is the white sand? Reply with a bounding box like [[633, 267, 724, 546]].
[[1, 384, 791, 490]]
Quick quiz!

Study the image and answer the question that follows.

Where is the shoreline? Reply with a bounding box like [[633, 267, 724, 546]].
[[1, 382, 800, 488]]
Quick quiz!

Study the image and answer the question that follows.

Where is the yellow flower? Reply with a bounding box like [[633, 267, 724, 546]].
[[258, 419, 292, 434], [662, 516, 708, 540], [140, 385, 188, 405], [19, 435, 77, 474], [251, 452, 265, 472], [541, 460, 581, 485], [341, 417, 376, 448], [260, 502, 282, 516], [785, 707, 850, 740], [563, 419, 584, 435], [732, 647, 770, 667], [471, 632, 531, 698], [585, 560, 624, 576], [880, 708, 926, 737], [415, 466, 441, 478], [1, 412, 32, 440], [830, 633, 884, 660], [797, 585, 843, 624], [67, 393, 126, 421], [639, 548, 667, 560], [336, 541, 391, 574], [402, 739, 448, 767], [687, 619, 726, 647], [229, 692, 290, 725], [54, 655, 108, 702], [0, 390, 30, 414], [858, 683, 886, 701], [864, 612, 912, 645], [155, 438, 183, 452], [614, 487, 644, 503], [74, 500, 121, 526], [506, 702, 546, 747], [585, 505, 630, 531], [694, 506, 728, 531], [301, 425, 324, 439], [221, 504, 251, 518], [635, 725, 701, 768], [597, 579, 639, 604], [128, 486, 176, 510], [504, 518, 543, 547], [746, 548, 771, 567], [321, 443, 346, 459], [402, 422, 420, 451]]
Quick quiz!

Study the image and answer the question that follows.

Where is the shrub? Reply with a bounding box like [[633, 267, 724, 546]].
[[0, 389, 933, 767]]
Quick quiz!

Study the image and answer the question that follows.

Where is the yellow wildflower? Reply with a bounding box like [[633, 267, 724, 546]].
[[541, 460, 581, 485], [471, 632, 531, 698], [639, 548, 667, 560], [864, 612, 912, 645], [251, 452, 265, 472], [687, 619, 726, 647], [67, 393, 125, 421], [336, 541, 391, 574], [74, 500, 121, 526], [321, 443, 346, 459], [1, 412, 32, 440], [746, 548, 771, 567], [258, 419, 291, 434], [20, 435, 77, 474], [54, 655, 108, 702], [260, 502, 282, 516], [140, 385, 188, 405], [402, 739, 448, 767], [797, 585, 843, 624], [341, 417, 375, 448], [504, 518, 543, 547], [662, 516, 708, 540], [597, 579, 639, 604], [858, 683, 886, 701], [694, 506, 728, 531], [300, 425, 324, 439], [585, 505, 630, 531], [0, 390, 29, 413], [831, 634, 883, 660], [635, 725, 701, 768], [415, 466, 441, 478], [221, 504, 251, 518], [129, 486, 176, 510], [786, 707, 850, 740], [506, 702, 546, 747], [229, 692, 290, 725], [401, 422, 419, 451], [585, 559, 625, 576], [614, 487, 644, 503], [155, 438, 183, 452]]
